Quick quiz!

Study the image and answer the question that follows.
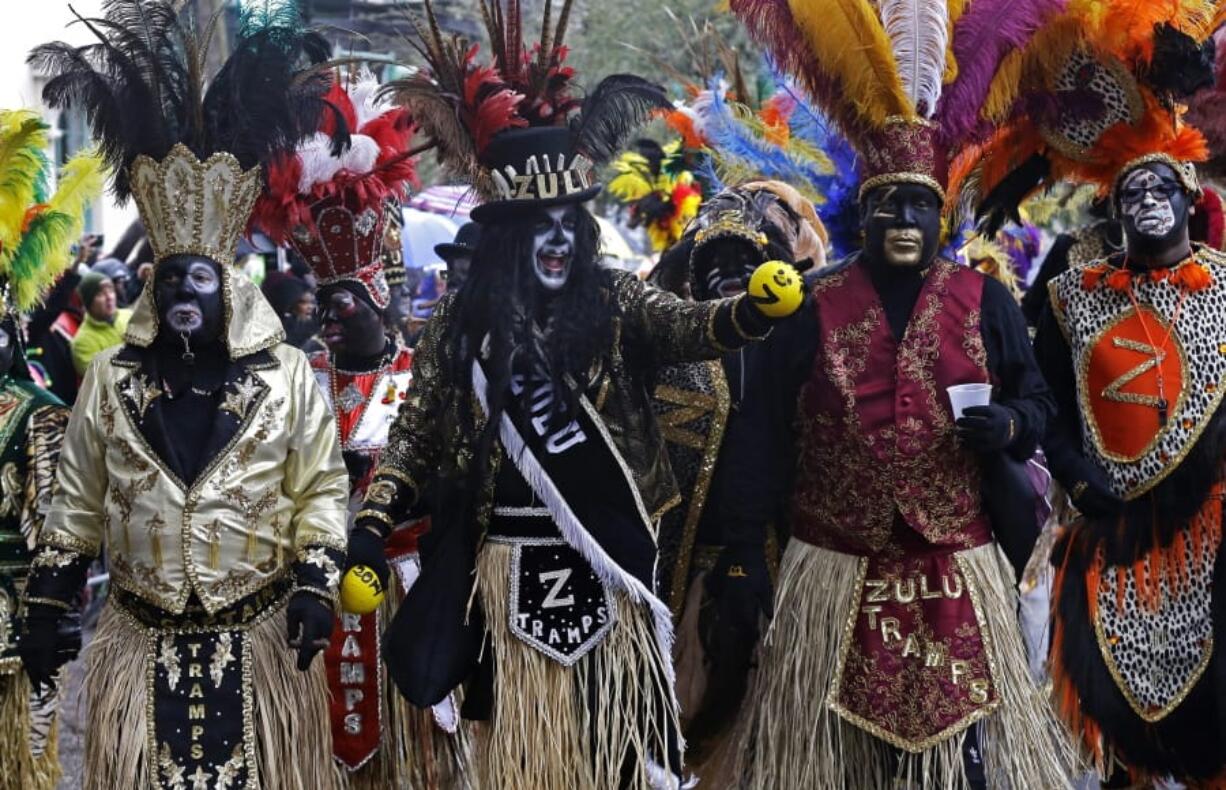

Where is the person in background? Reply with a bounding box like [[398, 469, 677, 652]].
[[433, 221, 480, 291], [381, 201, 414, 345], [261, 271, 323, 354], [68, 272, 131, 377], [88, 258, 134, 308], [26, 272, 84, 405], [405, 263, 446, 346]]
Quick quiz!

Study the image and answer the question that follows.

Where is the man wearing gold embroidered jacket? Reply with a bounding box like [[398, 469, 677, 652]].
[[18, 5, 349, 789], [1036, 150, 1226, 785]]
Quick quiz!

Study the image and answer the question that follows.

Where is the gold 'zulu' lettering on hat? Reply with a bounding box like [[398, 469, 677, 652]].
[[489, 153, 596, 203]]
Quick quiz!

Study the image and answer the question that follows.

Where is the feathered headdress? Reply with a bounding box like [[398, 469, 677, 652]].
[[31, 0, 333, 358], [731, 0, 1071, 203], [30, 0, 333, 264], [0, 111, 104, 315], [251, 70, 418, 308], [382, 0, 670, 220], [608, 140, 703, 253], [956, 0, 1224, 231], [681, 76, 861, 258]]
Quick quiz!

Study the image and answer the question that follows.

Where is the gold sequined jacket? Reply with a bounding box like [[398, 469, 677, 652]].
[[38, 273, 350, 615], [362, 270, 765, 533]]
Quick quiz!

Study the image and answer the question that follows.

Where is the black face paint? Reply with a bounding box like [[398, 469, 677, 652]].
[[694, 239, 760, 300], [1117, 163, 1192, 259], [861, 183, 943, 269], [319, 285, 386, 360], [155, 255, 224, 355], [447, 256, 471, 290]]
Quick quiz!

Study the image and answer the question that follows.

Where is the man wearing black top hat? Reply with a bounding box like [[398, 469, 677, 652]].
[[347, 2, 802, 785], [434, 222, 480, 292]]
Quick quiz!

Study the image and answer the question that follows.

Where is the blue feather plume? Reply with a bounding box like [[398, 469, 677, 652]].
[[770, 78, 862, 258]]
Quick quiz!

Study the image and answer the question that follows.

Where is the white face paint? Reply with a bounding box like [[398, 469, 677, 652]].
[[532, 207, 577, 292], [1119, 168, 1178, 238]]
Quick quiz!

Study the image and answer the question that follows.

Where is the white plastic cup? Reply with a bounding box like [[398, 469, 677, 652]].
[[947, 383, 992, 420]]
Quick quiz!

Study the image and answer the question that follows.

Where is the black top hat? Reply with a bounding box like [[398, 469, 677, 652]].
[[435, 222, 483, 262], [469, 127, 603, 222]]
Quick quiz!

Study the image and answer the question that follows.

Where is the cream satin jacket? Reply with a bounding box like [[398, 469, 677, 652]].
[[41, 339, 349, 615]]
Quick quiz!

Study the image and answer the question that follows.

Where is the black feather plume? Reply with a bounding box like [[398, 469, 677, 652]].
[[975, 153, 1052, 235], [1144, 22, 1216, 99], [568, 75, 670, 166], [29, 0, 331, 202]]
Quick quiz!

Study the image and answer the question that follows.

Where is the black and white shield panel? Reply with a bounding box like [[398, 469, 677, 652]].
[[508, 540, 617, 666]]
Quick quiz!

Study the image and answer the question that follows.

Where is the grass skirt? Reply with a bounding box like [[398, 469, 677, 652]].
[[0, 669, 60, 790], [83, 598, 343, 790], [474, 541, 681, 789], [733, 540, 1080, 789]]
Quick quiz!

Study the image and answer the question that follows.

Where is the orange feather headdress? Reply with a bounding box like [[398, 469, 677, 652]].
[[960, 0, 1222, 231]]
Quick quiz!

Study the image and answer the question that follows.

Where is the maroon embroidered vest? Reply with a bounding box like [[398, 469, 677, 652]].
[[792, 259, 991, 554], [792, 260, 1004, 750]]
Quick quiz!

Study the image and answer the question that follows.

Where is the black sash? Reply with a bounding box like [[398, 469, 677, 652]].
[[487, 360, 659, 597]]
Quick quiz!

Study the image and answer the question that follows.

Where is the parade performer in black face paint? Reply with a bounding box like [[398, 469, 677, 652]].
[[645, 181, 827, 774], [1035, 136, 1226, 790], [252, 67, 465, 788], [725, 0, 1082, 786], [19, 4, 351, 788], [0, 110, 101, 790], [950, 3, 1226, 782], [349, 1, 801, 786]]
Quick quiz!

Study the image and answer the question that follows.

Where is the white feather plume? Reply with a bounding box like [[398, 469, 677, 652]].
[[880, 0, 949, 117], [296, 132, 340, 193], [295, 133, 381, 193], [347, 68, 389, 130]]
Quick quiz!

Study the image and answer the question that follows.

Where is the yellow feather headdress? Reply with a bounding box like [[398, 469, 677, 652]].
[[0, 110, 105, 315]]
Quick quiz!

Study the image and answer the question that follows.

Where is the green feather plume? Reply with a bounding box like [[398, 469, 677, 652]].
[[0, 141, 105, 314], [0, 112, 51, 255]]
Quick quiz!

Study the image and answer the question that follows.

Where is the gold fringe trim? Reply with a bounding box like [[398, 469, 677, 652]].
[[733, 541, 1082, 789], [0, 672, 61, 790], [475, 542, 680, 789], [84, 600, 345, 790]]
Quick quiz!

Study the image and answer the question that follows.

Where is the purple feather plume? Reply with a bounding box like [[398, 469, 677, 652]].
[[935, 0, 1068, 148]]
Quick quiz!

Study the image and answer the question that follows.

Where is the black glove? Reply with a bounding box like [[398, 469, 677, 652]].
[[285, 592, 333, 671], [701, 543, 774, 653], [18, 604, 72, 691], [1070, 463, 1124, 520], [342, 451, 375, 487], [956, 404, 1019, 453], [691, 543, 774, 747], [346, 526, 390, 588]]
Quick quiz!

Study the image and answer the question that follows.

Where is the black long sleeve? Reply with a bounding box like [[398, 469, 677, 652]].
[[1021, 233, 1075, 327], [979, 275, 1054, 460], [1032, 299, 1099, 492]]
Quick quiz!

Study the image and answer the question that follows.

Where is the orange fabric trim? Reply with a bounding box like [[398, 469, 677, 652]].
[[1085, 307, 1186, 461]]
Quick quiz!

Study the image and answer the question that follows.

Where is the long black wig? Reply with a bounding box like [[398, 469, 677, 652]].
[[440, 203, 613, 504]]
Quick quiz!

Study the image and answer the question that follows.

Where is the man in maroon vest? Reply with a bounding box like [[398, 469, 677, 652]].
[[731, 117, 1077, 788]]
